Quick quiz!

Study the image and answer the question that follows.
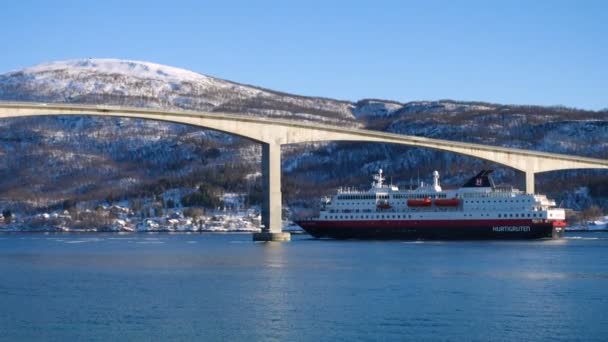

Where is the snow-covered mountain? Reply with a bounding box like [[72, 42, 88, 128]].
[[0, 59, 356, 125], [0, 59, 606, 213]]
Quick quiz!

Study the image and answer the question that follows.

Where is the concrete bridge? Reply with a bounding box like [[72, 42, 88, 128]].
[[0, 102, 607, 241]]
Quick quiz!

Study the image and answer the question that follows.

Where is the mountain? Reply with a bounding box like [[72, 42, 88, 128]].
[[0, 59, 606, 215], [0, 59, 356, 125]]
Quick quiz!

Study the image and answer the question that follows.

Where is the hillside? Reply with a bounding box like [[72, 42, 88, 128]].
[[0, 59, 606, 216]]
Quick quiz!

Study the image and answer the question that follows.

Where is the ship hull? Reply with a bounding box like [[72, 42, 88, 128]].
[[296, 219, 564, 240]]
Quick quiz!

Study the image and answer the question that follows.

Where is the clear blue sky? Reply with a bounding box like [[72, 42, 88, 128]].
[[1, 0, 606, 110]]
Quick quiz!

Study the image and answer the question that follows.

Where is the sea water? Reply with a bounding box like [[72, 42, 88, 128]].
[[1, 232, 607, 341]]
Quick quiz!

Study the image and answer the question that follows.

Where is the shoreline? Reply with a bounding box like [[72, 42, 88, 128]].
[[0, 229, 308, 234]]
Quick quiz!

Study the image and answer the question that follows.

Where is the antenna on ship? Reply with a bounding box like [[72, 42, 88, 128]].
[[373, 169, 385, 188]]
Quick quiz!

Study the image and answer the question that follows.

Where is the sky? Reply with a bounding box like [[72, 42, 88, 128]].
[[1, 0, 606, 110]]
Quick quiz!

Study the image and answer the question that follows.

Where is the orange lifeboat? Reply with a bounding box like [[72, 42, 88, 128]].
[[434, 198, 460, 207], [407, 197, 432, 207], [552, 220, 567, 228]]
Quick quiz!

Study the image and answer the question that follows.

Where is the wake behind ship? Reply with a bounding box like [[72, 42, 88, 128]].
[[296, 170, 566, 240]]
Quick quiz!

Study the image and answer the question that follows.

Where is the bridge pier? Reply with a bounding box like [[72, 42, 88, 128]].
[[253, 143, 290, 242], [525, 170, 535, 194]]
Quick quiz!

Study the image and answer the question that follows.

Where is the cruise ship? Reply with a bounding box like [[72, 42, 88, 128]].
[[296, 170, 566, 239]]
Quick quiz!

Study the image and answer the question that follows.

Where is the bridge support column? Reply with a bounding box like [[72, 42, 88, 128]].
[[253, 143, 290, 242], [525, 170, 535, 194]]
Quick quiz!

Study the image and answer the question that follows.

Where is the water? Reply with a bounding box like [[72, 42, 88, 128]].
[[1, 232, 607, 341]]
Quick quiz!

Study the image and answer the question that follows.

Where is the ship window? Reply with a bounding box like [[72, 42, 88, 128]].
[[533, 214, 536, 217]]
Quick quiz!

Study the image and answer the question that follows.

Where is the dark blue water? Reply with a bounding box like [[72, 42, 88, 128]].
[[1, 233, 607, 341]]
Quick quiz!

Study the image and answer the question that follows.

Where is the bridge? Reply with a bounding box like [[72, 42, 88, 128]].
[[0, 102, 607, 241]]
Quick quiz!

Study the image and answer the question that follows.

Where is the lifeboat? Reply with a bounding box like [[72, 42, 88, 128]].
[[434, 198, 460, 207], [407, 198, 432, 207], [552, 220, 567, 228]]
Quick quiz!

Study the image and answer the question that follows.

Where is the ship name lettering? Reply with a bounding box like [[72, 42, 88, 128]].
[[492, 226, 531, 232]]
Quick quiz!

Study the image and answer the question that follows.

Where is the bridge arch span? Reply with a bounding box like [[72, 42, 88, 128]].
[[0, 102, 607, 240], [0, 106, 268, 143]]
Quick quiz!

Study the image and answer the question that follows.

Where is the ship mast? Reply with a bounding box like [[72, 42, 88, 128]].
[[432, 170, 442, 192], [373, 169, 385, 189]]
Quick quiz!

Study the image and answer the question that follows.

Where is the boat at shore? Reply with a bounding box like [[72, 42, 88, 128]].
[[296, 169, 566, 240]]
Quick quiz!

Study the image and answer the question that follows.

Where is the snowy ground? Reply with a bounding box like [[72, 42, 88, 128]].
[[566, 216, 608, 231]]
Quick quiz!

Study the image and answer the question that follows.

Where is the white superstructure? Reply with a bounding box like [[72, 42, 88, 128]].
[[319, 170, 565, 223]]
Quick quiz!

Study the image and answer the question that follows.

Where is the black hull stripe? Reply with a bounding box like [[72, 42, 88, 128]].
[[296, 220, 563, 240]]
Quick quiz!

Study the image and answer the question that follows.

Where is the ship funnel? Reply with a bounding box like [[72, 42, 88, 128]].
[[462, 170, 495, 188]]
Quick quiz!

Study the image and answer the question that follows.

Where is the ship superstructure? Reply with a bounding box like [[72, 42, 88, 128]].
[[297, 170, 566, 239]]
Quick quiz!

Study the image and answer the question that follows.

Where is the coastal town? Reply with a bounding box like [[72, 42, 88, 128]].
[[0, 191, 304, 233]]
